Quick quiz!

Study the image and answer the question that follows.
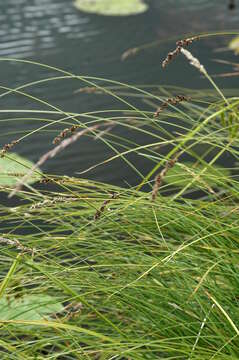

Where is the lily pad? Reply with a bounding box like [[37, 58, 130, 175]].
[[0, 153, 43, 187], [229, 36, 239, 55], [165, 162, 230, 188], [74, 0, 148, 16], [0, 294, 63, 321]]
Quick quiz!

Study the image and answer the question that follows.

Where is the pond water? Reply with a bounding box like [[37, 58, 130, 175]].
[[0, 0, 238, 187]]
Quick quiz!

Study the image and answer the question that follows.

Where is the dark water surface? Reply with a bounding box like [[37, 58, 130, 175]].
[[0, 0, 238, 187]]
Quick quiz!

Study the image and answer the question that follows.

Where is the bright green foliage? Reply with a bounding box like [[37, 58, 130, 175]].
[[1, 177, 239, 358], [229, 35, 239, 54], [0, 294, 64, 321], [74, 0, 148, 16], [0, 153, 42, 187]]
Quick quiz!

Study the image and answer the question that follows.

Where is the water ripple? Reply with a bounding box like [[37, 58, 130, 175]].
[[0, 0, 96, 58]]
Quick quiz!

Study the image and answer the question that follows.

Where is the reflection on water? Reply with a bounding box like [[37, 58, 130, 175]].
[[0, 0, 98, 58], [0, 0, 237, 59], [0, 0, 238, 187]]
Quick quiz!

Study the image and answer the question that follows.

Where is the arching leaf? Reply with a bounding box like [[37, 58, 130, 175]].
[[164, 162, 230, 188]]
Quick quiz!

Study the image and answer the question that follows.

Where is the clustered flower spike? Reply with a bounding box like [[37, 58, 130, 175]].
[[162, 36, 199, 68], [154, 95, 190, 117], [152, 152, 182, 201], [1, 140, 19, 157], [53, 125, 78, 145], [94, 192, 118, 220]]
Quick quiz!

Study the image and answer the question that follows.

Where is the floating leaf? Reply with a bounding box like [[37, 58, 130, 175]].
[[74, 0, 148, 16], [0, 294, 63, 321], [229, 36, 239, 55], [164, 162, 230, 188], [0, 153, 43, 187]]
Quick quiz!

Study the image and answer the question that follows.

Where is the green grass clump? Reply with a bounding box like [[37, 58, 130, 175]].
[[0, 32, 239, 359]]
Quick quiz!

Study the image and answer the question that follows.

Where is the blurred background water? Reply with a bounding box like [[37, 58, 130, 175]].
[[0, 0, 238, 187]]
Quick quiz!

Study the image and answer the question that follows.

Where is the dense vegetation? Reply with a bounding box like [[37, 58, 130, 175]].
[[0, 32, 239, 359]]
